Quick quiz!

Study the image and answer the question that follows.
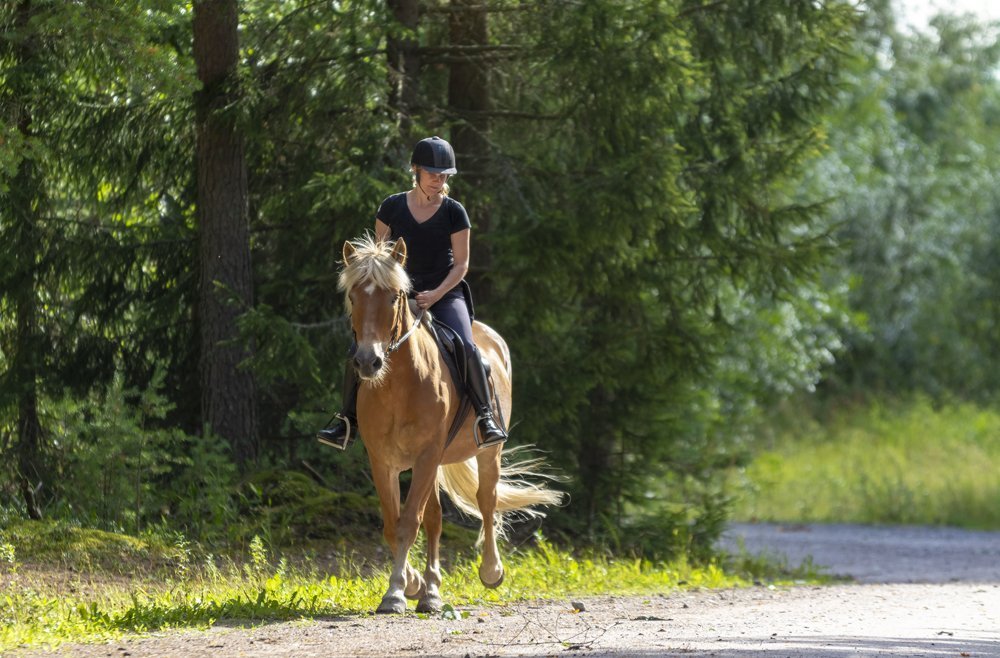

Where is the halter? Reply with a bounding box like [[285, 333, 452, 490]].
[[386, 291, 425, 354]]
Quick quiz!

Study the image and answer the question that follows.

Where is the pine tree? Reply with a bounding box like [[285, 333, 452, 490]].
[[193, 0, 259, 469]]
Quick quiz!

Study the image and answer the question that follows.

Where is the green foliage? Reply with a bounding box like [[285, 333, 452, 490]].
[[35, 372, 237, 537], [236, 469, 384, 546], [0, 539, 16, 573], [734, 397, 1000, 528], [0, 0, 202, 523], [809, 7, 1000, 399], [0, 0, 198, 392], [237, 0, 396, 427], [724, 543, 838, 585], [1, 0, 865, 559], [478, 0, 856, 552]]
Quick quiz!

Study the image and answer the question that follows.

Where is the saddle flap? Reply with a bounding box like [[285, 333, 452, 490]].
[[428, 319, 468, 389]]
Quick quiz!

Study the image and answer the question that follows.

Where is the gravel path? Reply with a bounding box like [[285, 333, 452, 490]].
[[720, 522, 1000, 583], [17, 523, 1000, 657]]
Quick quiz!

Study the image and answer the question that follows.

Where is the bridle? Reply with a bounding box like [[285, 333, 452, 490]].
[[386, 290, 425, 354]]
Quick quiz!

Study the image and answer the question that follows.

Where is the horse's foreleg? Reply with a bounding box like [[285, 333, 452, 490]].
[[378, 454, 439, 614], [370, 461, 409, 614], [370, 461, 400, 548], [476, 449, 505, 588], [415, 474, 444, 613]]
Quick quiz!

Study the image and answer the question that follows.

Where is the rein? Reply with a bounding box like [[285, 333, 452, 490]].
[[386, 296, 425, 354]]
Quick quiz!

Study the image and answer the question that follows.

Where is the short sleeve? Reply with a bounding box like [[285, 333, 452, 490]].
[[375, 195, 396, 229], [448, 198, 472, 234]]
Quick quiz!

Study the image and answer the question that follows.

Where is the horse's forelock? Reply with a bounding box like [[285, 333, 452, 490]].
[[338, 236, 411, 308]]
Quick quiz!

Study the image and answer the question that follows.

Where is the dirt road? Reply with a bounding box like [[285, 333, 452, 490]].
[[720, 522, 1000, 583], [19, 523, 1000, 657]]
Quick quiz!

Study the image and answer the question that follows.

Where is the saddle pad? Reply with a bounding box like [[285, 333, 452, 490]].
[[425, 319, 477, 449], [427, 318, 468, 391]]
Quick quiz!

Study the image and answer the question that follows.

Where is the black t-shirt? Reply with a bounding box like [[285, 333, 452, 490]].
[[376, 192, 472, 292]]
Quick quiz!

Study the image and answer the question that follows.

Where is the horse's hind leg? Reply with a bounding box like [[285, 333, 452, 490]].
[[476, 448, 505, 588], [415, 474, 444, 613]]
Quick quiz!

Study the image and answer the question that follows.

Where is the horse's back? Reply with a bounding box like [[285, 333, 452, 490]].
[[472, 320, 512, 437], [434, 320, 513, 466], [472, 320, 511, 381]]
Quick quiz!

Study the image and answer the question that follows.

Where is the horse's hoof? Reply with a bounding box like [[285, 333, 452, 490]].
[[404, 578, 426, 601], [376, 595, 407, 614], [480, 567, 505, 589], [415, 594, 444, 614]]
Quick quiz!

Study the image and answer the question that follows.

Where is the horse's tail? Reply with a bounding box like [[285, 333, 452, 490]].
[[438, 447, 565, 543]]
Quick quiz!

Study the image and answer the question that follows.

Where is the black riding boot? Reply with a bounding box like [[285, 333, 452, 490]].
[[317, 362, 359, 450], [465, 346, 508, 447]]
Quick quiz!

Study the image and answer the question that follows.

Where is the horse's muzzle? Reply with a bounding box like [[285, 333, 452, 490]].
[[353, 346, 385, 380]]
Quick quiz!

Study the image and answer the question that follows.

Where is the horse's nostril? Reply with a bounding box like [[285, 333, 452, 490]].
[[353, 356, 363, 371], [372, 356, 383, 371]]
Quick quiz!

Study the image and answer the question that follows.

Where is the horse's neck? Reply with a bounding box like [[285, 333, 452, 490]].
[[400, 312, 438, 378], [375, 310, 437, 393]]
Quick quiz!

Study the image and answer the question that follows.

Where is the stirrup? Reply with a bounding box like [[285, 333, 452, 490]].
[[316, 414, 354, 451], [474, 415, 507, 449]]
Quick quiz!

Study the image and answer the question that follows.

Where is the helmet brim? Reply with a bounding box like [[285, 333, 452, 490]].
[[418, 165, 457, 175]]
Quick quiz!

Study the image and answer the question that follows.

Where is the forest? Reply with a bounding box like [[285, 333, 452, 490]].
[[2, 0, 999, 561]]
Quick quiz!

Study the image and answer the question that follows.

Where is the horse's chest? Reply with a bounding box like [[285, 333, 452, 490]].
[[357, 381, 451, 452]]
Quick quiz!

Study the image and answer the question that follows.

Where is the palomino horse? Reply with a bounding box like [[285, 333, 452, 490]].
[[339, 235, 563, 614]]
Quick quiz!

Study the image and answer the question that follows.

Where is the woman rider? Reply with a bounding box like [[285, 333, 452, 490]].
[[317, 136, 508, 450]]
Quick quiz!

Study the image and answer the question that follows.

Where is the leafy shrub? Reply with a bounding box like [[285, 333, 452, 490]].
[[39, 370, 237, 538], [236, 469, 383, 546]]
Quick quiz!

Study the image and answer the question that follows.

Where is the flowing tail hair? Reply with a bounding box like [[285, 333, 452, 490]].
[[437, 446, 565, 545]]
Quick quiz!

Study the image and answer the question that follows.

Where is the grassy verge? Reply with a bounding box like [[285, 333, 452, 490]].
[[733, 397, 1000, 528], [0, 519, 815, 652]]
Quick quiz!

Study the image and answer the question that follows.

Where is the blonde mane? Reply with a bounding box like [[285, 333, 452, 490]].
[[338, 235, 412, 310]]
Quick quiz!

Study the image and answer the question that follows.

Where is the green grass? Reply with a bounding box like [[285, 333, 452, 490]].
[[733, 397, 1000, 528], [0, 518, 810, 652]]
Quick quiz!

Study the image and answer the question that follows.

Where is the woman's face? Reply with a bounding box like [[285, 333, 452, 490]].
[[417, 167, 449, 195]]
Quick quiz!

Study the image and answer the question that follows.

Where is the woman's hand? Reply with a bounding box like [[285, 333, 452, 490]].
[[415, 290, 441, 310]]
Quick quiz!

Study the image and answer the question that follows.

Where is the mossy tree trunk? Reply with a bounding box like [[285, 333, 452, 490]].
[[386, 0, 420, 144], [3, 0, 45, 520], [193, 0, 259, 470], [447, 0, 494, 308]]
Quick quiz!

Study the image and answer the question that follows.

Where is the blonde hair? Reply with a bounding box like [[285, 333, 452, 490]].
[[411, 165, 450, 197], [338, 235, 412, 313]]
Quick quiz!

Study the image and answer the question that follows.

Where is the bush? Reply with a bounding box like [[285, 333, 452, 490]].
[[235, 469, 384, 546], [35, 370, 237, 538]]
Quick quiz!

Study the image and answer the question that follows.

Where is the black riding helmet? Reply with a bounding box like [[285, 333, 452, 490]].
[[410, 136, 458, 175]]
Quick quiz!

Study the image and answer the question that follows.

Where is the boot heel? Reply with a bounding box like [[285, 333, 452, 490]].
[[474, 415, 507, 449]]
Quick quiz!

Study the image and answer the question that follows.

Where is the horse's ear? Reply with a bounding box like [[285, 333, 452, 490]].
[[342, 241, 357, 264], [390, 238, 407, 267]]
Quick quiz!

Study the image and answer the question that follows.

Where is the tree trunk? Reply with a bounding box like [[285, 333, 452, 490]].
[[578, 384, 617, 538], [3, 0, 45, 520], [386, 0, 420, 143], [13, 193, 43, 521], [447, 0, 494, 308], [193, 0, 258, 469]]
